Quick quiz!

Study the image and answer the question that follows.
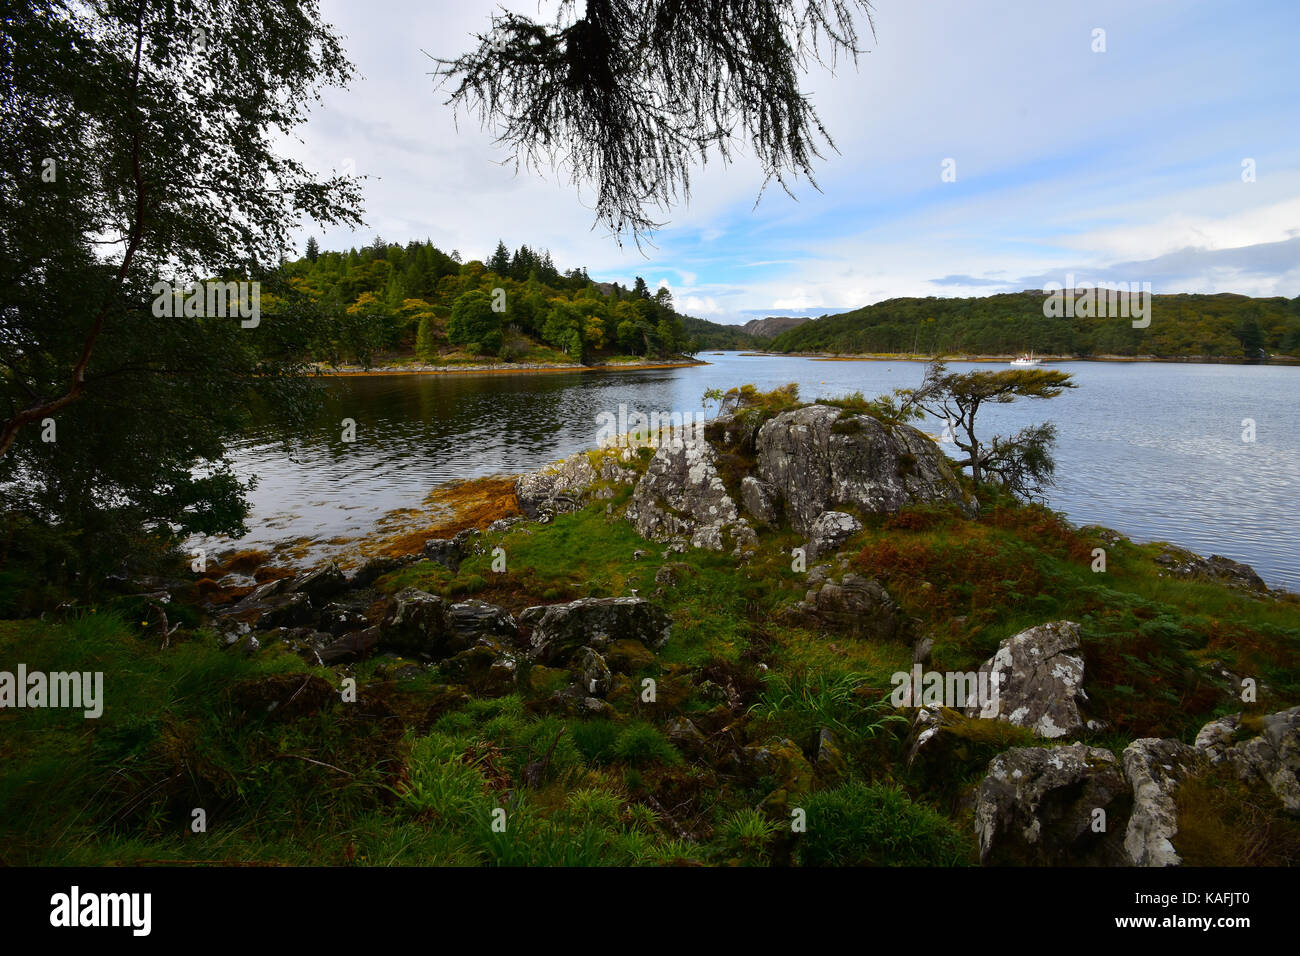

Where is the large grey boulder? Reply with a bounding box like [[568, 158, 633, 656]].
[[1122, 738, 1201, 867], [975, 744, 1131, 865], [965, 621, 1090, 739], [626, 439, 757, 552], [755, 404, 973, 536], [524, 596, 672, 665]]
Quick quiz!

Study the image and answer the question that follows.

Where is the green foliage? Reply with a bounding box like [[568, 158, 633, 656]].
[[448, 290, 503, 354], [718, 808, 783, 865], [749, 671, 906, 744], [899, 361, 1075, 494], [795, 782, 975, 866], [570, 719, 621, 765], [613, 721, 681, 766], [0, 0, 361, 588]]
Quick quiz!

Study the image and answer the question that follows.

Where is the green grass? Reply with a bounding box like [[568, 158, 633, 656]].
[[2, 467, 1297, 866]]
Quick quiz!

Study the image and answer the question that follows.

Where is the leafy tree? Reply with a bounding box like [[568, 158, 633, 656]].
[[899, 362, 1076, 497], [448, 289, 502, 353], [432, 0, 875, 242], [0, 0, 360, 585], [415, 314, 437, 362], [1234, 315, 1264, 360]]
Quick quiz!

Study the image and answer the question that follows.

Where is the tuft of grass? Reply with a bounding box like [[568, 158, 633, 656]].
[[795, 782, 975, 866]]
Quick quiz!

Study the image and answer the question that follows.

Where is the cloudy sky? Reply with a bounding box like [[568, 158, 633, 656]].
[[290, 0, 1300, 325]]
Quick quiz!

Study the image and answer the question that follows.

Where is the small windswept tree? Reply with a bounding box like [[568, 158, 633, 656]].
[[899, 362, 1076, 499]]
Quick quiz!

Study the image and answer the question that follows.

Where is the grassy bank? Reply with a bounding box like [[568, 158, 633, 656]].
[[3, 467, 1298, 866]]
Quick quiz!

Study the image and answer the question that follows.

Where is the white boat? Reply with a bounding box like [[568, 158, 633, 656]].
[[1010, 351, 1040, 367]]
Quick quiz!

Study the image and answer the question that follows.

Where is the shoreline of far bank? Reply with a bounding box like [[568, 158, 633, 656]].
[[313, 358, 709, 378], [742, 351, 1300, 366]]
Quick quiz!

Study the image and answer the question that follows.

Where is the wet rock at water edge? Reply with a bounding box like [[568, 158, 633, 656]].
[[285, 561, 348, 606], [1154, 545, 1269, 595]]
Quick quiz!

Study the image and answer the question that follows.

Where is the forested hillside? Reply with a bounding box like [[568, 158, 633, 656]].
[[764, 292, 1300, 360], [680, 315, 759, 350], [273, 238, 707, 365]]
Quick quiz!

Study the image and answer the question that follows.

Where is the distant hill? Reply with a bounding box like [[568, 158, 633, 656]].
[[743, 316, 812, 339], [763, 291, 1300, 360], [680, 315, 758, 350]]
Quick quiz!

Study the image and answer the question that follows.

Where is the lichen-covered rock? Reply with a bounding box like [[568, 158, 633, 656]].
[[524, 596, 672, 664], [815, 727, 847, 780], [577, 647, 613, 697], [789, 572, 905, 642], [1196, 706, 1300, 813], [755, 404, 974, 536], [965, 621, 1089, 739], [1154, 545, 1269, 595], [804, 510, 862, 561], [626, 439, 757, 552], [1122, 737, 1201, 866], [975, 743, 1131, 865], [666, 716, 709, 753], [515, 451, 635, 519], [743, 737, 815, 797], [740, 475, 780, 525], [547, 687, 615, 717]]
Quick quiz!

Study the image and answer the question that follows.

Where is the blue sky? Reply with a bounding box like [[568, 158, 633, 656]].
[[292, 0, 1300, 325]]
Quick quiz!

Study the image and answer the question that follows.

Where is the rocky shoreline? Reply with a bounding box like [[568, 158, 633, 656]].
[[181, 389, 1299, 866], [313, 358, 708, 377]]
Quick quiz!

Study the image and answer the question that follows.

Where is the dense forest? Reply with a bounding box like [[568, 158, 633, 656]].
[[764, 291, 1300, 360], [275, 237, 717, 365]]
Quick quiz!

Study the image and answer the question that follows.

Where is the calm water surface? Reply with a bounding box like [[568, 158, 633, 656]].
[[206, 354, 1300, 590]]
